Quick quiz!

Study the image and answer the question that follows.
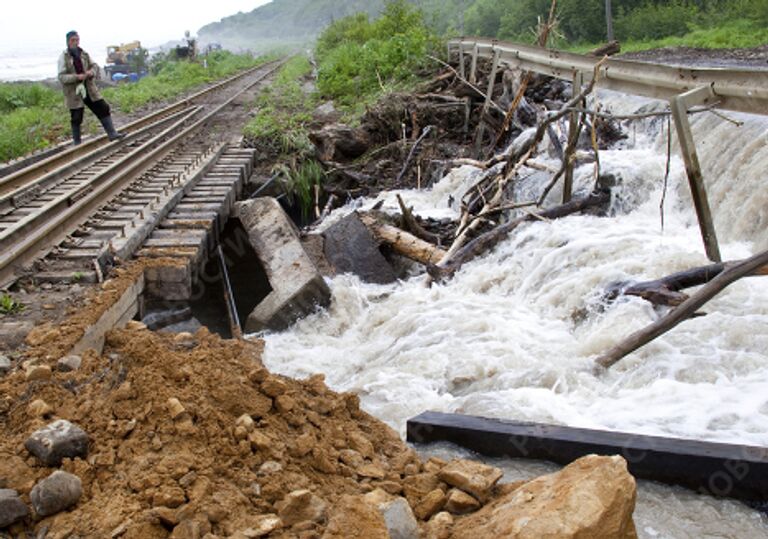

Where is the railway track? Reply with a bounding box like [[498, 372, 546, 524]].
[[0, 59, 284, 289]]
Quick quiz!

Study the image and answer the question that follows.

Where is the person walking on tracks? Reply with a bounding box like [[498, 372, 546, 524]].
[[58, 30, 124, 145]]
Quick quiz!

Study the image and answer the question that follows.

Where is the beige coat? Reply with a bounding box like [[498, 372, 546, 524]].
[[57, 48, 103, 109]]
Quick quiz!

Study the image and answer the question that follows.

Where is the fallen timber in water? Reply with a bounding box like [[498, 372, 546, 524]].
[[407, 411, 768, 503], [597, 248, 768, 369], [607, 259, 768, 307], [428, 188, 611, 282]]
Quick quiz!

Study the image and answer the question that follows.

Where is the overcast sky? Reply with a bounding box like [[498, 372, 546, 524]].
[[0, 0, 272, 54]]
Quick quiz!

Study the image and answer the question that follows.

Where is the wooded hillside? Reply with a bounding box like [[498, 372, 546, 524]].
[[198, 0, 768, 51]]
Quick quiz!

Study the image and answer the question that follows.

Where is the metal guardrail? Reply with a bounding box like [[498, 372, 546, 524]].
[[449, 38, 768, 116], [449, 37, 768, 262]]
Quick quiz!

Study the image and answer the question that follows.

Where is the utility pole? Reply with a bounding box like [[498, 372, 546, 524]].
[[605, 0, 614, 41]]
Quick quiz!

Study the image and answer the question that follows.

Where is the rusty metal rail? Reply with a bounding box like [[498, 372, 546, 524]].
[[0, 59, 284, 288], [0, 61, 272, 194]]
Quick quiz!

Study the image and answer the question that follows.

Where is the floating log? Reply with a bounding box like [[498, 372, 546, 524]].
[[609, 260, 768, 306], [597, 248, 768, 369], [407, 411, 768, 502], [360, 214, 446, 266]]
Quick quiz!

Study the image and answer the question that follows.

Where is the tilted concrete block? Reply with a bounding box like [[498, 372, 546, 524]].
[[236, 198, 331, 333]]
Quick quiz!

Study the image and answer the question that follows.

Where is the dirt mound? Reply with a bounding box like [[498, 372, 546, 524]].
[[0, 325, 423, 537]]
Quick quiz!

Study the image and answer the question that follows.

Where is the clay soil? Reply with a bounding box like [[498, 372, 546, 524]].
[[1, 273, 426, 537]]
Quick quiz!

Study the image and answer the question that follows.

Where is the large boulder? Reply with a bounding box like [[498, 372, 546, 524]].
[[450, 455, 637, 539]]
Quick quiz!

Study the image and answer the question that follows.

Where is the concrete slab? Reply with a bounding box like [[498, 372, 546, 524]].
[[236, 197, 331, 333]]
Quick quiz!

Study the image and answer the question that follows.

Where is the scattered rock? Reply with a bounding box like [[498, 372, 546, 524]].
[[377, 496, 420, 539], [444, 489, 480, 515], [347, 431, 375, 459], [261, 376, 288, 397], [357, 462, 387, 480], [414, 488, 446, 520], [57, 354, 82, 372], [438, 459, 503, 502], [402, 473, 441, 507], [25, 364, 52, 382], [30, 471, 82, 517], [28, 398, 54, 417], [166, 398, 186, 420], [233, 514, 283, 538], [322, 212, 397, 284], [258, 461, 283, 475], [24, 419, 89, 466], [450, 455, 638, 539], [314, 101, 337, 118], [425, 511, 453, 539], [152, 486, 187, 508], [275, 489, 327, 526], [236, 414, 255, 432], [0, 355, 10, 376], [0, 488, 29, 528], [322, 494, 388, 539]]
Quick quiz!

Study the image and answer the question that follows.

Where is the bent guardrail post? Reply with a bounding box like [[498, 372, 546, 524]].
[[470, 43, 480, 84], [474, 47, 501, 157], [670, 84, 722, 262], [563, 70, 585, 203]]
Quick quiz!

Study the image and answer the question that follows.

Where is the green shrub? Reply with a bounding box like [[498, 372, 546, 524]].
[[104, 52, 268, 112], [316, 0, 439, 103], [0, 293, 25, 315], [0, 83, 59, 114], [614, 2, 700, 41], [0, 104, 64, 162]]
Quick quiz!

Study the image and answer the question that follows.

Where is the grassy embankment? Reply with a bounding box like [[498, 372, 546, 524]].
[[242, 0, 440, 218], [572, 18, 768, 53], [0, 51, 271, 163]]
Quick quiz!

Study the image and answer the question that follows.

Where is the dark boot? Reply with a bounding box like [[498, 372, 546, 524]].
[[71, 123, 81, 146], [99, 115, 125, 141]]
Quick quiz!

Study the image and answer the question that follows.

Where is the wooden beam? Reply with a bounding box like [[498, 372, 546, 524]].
[[407, 411, 768, 502]]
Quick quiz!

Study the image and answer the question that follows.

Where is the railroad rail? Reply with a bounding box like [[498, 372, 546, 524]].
[[449, 38, 768, 263], [0, 59, 284, 289]]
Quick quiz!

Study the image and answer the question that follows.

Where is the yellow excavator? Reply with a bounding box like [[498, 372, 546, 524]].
[[104, 41, 147, 82]]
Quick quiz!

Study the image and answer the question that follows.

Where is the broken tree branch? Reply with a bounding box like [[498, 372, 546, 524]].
[[395, 125, 434, 186], [493, 0, 558, 149], [608, 259, 768, 307], [396, 194, 443, 246], [595, 248, 768, 370], [427, 55, 506, 114], [429, 188, 610, 282]]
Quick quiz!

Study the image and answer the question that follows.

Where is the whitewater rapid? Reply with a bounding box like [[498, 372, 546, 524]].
[[259, 91, 768, 537]]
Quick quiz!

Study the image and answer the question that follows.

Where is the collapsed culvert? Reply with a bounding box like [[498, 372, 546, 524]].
[[140, 218, 273, 338]]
